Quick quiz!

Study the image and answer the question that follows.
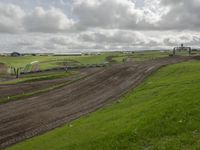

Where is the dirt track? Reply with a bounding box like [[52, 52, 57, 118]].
[[0, 68, 100, 99], [0, 56, 192, 149]]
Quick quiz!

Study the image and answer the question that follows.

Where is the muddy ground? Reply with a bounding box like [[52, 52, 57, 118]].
[[0, 56, 193, 149], [0, 68, 100, 99]]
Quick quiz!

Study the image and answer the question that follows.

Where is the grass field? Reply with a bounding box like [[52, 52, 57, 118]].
[[0, 53, 112, 81], [0, 51, 171, 84], [7, 60, 200, 150], [1, 71, 75, 84], [0, 51, 170, 71], [0, 51, 169, 83], [0, 54, 109, 70]]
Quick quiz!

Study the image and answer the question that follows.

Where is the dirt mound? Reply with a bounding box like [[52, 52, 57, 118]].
[[0, 68, 100, 99], [0, 56, 192, 149]]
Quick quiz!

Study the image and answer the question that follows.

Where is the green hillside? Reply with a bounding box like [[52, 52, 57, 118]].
[[0, 51, 169, 71], [8, 60, 200, 150], [0, 54, 109, 70]]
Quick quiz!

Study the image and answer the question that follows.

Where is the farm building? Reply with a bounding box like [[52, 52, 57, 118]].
[[54, 53, 82, 56], [10, 52, 21, 57]]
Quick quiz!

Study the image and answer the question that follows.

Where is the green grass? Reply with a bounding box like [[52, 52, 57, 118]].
[[0, 74, 83, 104], [131, 51, 170, 61], [111, 51, 170, 62], [112, 51, 171, 62], [1, 71, 75, 84], [7, 60, 200, 150], [0, 51, 170, 72], [0, 53, 111, 70]]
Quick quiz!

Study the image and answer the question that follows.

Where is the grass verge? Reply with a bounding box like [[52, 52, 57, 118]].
[[1, 71, 75, 84]]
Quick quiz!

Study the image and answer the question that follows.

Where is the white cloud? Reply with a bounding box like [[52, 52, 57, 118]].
[[0, 3, 25, 33], [0, 0, 200, 53], [158, 0, 200, 30], [73, 0, 153, 30], [23, 7, 74, 33]]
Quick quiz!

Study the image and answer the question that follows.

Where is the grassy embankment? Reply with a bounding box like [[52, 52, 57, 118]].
[[0, 53, 114, 103], [0, 53, 112, 70], [0, 53, 111, 83], [111, 51, 170, 62], [0, 51, 170, 70], [7, 60, 200, 150], [1, 71, 74, 84], [0, 51, 169, 84]]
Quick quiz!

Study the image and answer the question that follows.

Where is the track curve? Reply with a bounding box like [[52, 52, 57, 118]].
[[0, 57, 192, 149]]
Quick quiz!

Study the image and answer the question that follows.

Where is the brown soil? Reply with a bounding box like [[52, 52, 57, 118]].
[[0, 68, 100, 99], [0, 56, 193, 149]]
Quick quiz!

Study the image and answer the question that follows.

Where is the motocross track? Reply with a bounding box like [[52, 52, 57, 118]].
[[0, 56, 193, 149], [0, 68, 101, 99]]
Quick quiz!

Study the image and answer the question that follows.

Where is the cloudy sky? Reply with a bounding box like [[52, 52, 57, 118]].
[[0, 0, 200, 53]]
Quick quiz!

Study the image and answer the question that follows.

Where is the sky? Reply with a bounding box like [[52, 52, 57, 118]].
[[0, 0, 200, 53]]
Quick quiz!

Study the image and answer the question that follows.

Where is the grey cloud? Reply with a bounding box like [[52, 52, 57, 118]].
[[1, 0, 200, 34], [1, 31, 200, 53], [159, 0, 200, 30], [49, 37, 70, 46], [1, 0, 200, 53], [73, 0, 156, 30], [23, 7, 74, 33], [79, 30, 150, 45], [0, 3, 24, 33], [0, 3, 75, 34], [73, 0, 200, 31]]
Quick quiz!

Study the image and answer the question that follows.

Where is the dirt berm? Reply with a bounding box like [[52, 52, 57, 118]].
[[0, 56, 192, 149], [0, 68, 100, 99]]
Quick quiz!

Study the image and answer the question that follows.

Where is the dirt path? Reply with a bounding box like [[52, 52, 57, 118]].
[[0, 68, 100, 99], [0, 57, 192, 149]]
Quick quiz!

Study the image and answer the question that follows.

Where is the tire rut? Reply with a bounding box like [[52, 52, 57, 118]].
[[0, 56, 192, 149]]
